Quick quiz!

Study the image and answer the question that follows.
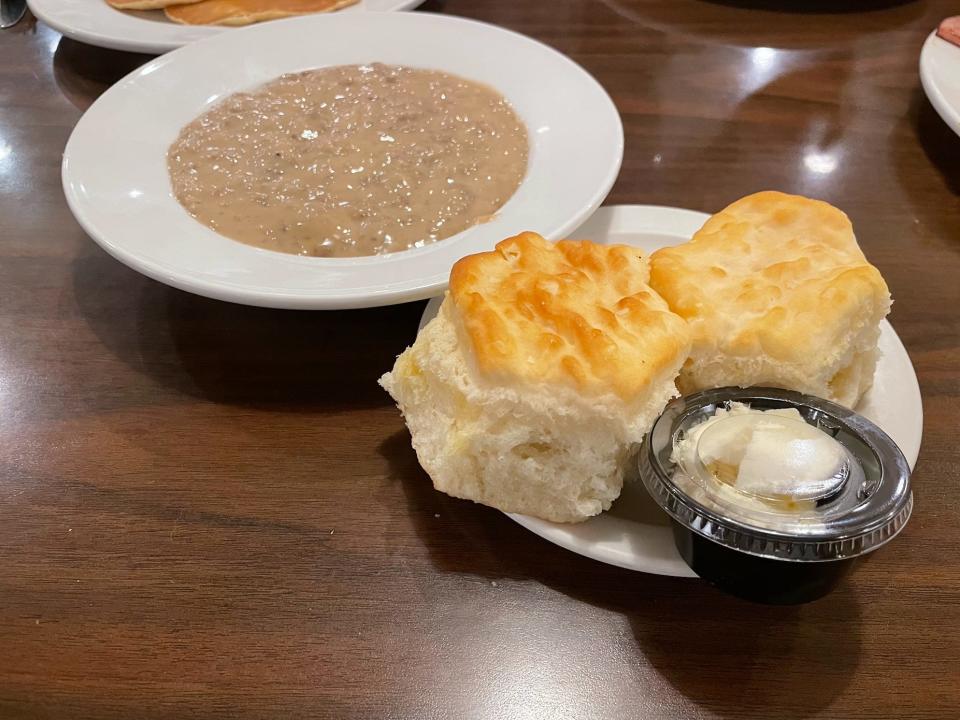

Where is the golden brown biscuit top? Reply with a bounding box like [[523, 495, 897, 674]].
[[448, 232, 690, 399], [648, 191, 890, 361]]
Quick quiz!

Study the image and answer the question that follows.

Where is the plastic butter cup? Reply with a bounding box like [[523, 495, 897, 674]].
[[639, 387, 913, 604]]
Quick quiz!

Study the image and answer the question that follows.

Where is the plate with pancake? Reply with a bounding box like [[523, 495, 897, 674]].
[[920, 25, 960, 138], [62, 13, 624, 308], [415, 204, 923, 577], [29, 0, 425, 54]]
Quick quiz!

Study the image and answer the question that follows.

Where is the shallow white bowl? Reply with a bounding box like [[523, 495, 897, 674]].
[[30, 0, 425, 55], [62, 12, 624, 309], [419, 205, 924, 577], [920, 30, 960, 137]]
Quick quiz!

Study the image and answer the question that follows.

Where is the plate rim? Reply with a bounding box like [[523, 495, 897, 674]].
[[920, 30, 960, 137], [417, 203, 924, 577], [61, 11, 624, 309]]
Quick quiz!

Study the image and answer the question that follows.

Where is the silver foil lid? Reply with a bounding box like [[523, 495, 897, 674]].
[[639, 387, 914, 562]]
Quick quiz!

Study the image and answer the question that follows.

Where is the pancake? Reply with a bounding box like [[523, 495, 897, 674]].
[[165, 0, 358, 25], [107, 0, 202, 11]]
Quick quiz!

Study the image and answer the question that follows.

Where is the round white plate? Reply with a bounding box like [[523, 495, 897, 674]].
[[62, 13, 623, 309], [30, 0, 426, 55], [418, 205, 924, 577], [920, 30, 960, 137]]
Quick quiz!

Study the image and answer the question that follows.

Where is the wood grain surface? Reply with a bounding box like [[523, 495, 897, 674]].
[[1, 1, 959, 718]]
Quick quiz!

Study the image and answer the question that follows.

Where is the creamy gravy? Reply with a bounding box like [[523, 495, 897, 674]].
[[167, 63, 529, 257]]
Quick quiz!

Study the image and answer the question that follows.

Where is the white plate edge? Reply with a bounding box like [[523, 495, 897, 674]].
[[920, 31, 960, 137]]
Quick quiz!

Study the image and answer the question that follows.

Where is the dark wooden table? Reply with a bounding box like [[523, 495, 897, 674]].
[[2, 1, 959, 718]]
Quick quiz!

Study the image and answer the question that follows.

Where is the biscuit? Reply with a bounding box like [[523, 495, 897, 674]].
[[380, 232, 690, 523], [649, 191, 891, 407]]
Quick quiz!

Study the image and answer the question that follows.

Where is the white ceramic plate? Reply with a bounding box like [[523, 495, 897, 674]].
[[62, 13, 623, 309], [920, 30, 960, 137], [418, 205, 924, 577], [30, 0, 425, 55]]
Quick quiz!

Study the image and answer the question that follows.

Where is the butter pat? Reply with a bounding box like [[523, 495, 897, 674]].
[[676, 403, 847, 506]]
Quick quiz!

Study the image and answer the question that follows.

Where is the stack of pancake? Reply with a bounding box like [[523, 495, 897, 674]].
[[106, 0, 357, 27]]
